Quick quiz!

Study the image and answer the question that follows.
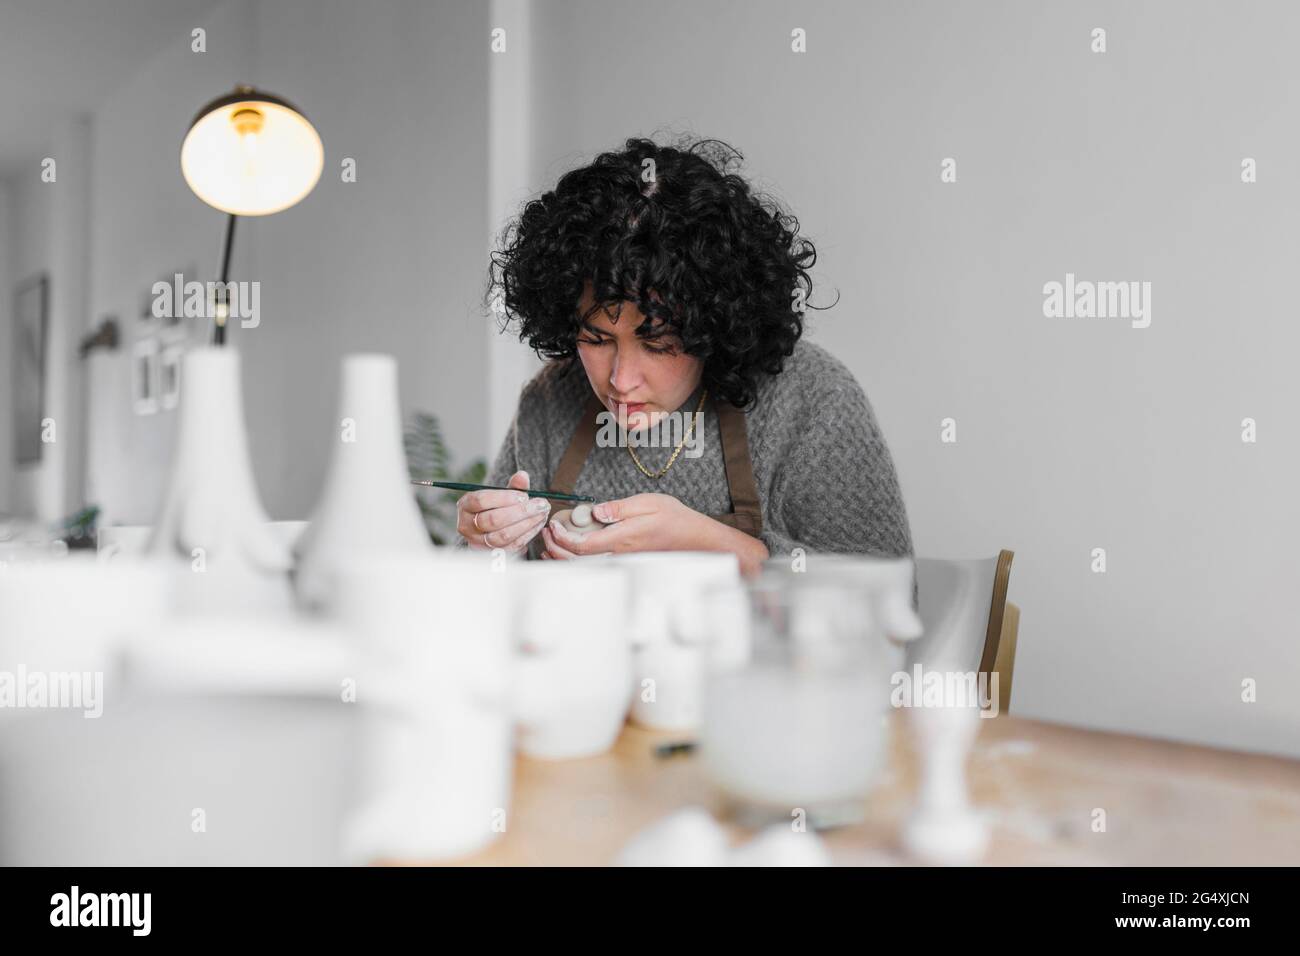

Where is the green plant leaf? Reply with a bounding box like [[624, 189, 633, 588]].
[[404, 411, 487, 545]]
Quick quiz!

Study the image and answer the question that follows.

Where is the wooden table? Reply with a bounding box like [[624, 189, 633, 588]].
[[438, 714, 1300, 866]]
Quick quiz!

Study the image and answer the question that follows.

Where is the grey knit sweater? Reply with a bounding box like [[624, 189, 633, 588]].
[[471, 339, 915, 565]]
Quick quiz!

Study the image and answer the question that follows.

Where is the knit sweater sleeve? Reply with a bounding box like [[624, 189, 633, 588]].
[[758, 366, 914, 564]]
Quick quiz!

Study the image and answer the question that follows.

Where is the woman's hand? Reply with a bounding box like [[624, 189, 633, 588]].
[[539, 492, 770, 574], [458, 470, 551, 554]]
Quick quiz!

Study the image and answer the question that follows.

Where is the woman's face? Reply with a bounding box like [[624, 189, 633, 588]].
[[575, 282, 704, 432]]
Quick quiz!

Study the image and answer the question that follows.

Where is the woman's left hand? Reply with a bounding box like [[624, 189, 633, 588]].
[[539, 493, 770, 574], [541, 493, 701, 558]]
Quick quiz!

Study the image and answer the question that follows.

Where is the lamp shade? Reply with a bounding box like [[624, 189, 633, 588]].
[[181, 87, 323, 216]]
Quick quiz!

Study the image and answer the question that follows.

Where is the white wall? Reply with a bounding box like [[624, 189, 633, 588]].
[[0, 180, 12, 512], [85, 0, 256, 525], [83, 0, 491, 524], [486, 0, 543, 453], [242, 0, 490, 519], [518, 0, 1300, 757]]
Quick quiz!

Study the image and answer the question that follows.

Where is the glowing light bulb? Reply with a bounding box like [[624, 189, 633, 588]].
[[181, 88, 323, 216]]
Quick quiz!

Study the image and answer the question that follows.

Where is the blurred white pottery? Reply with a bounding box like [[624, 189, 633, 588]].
[[295, 354, 430, 611], [0, 517, 67, 563], [0, 561, 351, 866], [335, 551, 512, 862], [101, 520, 307, 563], [510, 562, 631, 758], [606, 552, 742, 732], [902, 702, 989, 865], [0, 554, 168, 680], [124, 616, 351, 698], [269, 520, 309, 550], [700, 577, 891, 828], [96, 525, 153, 561], [764, 553, 922, 682], [0, 539, 68, 564], [616, 807, 831, 867], [146, 348, 292, 614], [615, 807, 729, 867], [0, 690, 357, 865], [727, 824, 832, 867]]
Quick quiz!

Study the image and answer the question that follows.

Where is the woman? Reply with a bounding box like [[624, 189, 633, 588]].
[[458, 137, 913, 576]]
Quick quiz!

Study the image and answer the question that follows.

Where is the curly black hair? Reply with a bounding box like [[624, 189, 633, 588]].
[[487, 137, 827, 409]]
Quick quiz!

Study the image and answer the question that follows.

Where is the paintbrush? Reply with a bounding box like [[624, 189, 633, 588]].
[[410, 480, 596, 503]]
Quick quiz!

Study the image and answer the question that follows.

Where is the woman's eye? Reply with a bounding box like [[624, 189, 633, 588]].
[[578, 336, 610, 347], [643, 341, 679, 356]]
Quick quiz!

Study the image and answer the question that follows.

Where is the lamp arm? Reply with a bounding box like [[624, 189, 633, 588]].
[[213, 212, 238, 346]]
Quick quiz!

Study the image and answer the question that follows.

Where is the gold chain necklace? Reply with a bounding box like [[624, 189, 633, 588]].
[[626, 388, 708, 480]]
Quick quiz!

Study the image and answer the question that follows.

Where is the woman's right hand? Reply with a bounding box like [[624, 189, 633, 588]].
[[458, 470, 551, 554]]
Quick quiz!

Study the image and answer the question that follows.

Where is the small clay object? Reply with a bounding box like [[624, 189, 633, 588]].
[[553, 504, 606, 539]]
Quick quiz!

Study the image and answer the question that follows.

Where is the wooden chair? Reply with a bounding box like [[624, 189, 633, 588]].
[[909, 550, 1018, 714]]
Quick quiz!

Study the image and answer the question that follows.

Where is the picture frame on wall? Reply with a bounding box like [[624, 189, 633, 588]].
[[160, 344, 183, 410], [132, 338, 159, 416], [12, 274, 50, 466]]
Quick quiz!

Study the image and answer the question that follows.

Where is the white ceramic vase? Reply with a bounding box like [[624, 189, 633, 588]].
[[511, 562, 632, 759], [294, 354, 431, 610], [146, 347, 292, 614]]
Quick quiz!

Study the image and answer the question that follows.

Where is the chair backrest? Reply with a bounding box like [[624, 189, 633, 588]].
[[908, 550, 1016, 710]]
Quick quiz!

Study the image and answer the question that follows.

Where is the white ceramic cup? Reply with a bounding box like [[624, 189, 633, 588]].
[[333, 550, 513, 862], [605, 551, 742, 732], [510, 561, 632, 759]]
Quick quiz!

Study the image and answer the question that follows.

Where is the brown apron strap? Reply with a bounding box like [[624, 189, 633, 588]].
[[547, 391, 764, 539], [547, 393, 604, 516], [715, 399, 764, 538]]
